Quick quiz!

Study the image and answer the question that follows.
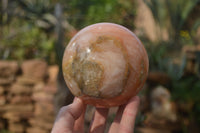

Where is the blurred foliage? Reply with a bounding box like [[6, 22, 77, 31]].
[[171, 75, 200, 127], [172, 76, 200, 102], [1, 0, 55, 26], [145, 41, 200, 131], [143, 0, 200, 131], [145, 46, 200, 131], [0, 20, 55, 63], [143, 0, 200, 77], [66, 0, 136, 30], [145, 41, 169, 71], [0, 0, 137, 63], [144, 0, 200, 45]]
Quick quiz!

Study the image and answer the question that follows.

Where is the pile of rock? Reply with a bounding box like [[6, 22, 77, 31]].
[[0, 60, 59, 133], [0, 61, 19, 131], [28, 65, 58, 133]]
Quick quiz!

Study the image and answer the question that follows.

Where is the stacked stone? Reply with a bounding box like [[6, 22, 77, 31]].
[[27, 65, 58, 133], [0, 61, 19, 130], [0, 59, 59, 133], [4, 60, 48, 133], [0, 85, 6, 129]]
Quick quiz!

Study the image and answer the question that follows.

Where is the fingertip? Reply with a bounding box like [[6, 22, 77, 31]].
[[73, 97, 82, 103], [128, 95, 140, 104], [73, 97, 85, 106], [124, 96, 140, 116]]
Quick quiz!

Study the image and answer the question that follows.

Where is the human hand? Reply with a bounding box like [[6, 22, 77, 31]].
[[51, 96, 140, 133]]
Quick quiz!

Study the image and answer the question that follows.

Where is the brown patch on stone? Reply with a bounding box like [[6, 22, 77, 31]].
[[64, 48, 104, 97], [90, 36, 131, 90], [90, 36, 107, 52], [81, 61, 103, 97]]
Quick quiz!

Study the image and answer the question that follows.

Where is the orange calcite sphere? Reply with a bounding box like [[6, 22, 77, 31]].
[[62, 23, 149, 107]]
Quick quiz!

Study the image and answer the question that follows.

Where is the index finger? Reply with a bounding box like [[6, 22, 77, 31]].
[[118, 96, 140, 133]]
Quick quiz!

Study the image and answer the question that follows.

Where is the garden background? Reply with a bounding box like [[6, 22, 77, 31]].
[[0, 0, 200, 133]]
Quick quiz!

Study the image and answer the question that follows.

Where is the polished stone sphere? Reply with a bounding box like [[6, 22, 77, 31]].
[[62, 23, 149, 107]]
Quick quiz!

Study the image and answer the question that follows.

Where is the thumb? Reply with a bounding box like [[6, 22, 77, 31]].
[[51, 98, 85, 133]]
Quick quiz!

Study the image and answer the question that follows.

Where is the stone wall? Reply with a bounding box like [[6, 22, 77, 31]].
[[0, 59, 59, 133]]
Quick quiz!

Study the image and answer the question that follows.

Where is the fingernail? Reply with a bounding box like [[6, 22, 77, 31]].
[[73, 97, 81, 104]]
